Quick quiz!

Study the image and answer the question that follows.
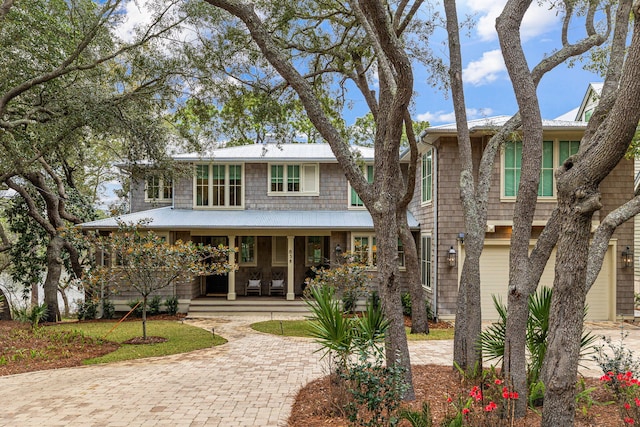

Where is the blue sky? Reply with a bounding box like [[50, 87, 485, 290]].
[[116, 0, 603, 126], [408, 0, 604, 125]]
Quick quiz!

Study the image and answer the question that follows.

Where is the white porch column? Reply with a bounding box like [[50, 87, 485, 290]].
[[227, 235, 236, 300], [287, 235, 295, 300]]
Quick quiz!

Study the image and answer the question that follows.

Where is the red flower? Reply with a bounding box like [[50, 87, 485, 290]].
[[462, 408, 470, 415], [447, 397, 452, 403], [494, 379, 503, 385], [634, 397, 640, 407], [624, 417, 635, 424], [626, 402, 632, 410], [484, 401, 498, 412], [510, 392, 519, 400], [600, 374, 612, 382]]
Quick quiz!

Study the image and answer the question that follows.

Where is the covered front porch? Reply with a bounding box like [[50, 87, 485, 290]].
[[190, 233, 341, 301]]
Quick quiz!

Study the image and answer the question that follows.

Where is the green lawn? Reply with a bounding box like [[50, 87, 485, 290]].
[[53, 320, 226, 364], [251, 320, 454, 340]]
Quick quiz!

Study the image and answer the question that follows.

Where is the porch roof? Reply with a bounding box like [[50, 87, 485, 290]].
[[80, 207, 420, 231]]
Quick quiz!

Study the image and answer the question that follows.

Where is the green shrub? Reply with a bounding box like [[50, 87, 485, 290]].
[[128, 300, 143, 317], [15, 303, 48, 328], [401, 292, 433, 320], [342, 290, 358, 314], [77, 300, 98, 320], [148, 295, 162, 315], [101, 299, 115, 319], [165, 296, 179, 315]]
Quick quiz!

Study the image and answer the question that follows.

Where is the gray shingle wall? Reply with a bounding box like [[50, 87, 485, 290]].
[[130, 180, 172, 213]]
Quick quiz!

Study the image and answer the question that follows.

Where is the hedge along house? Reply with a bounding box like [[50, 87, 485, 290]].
[[411, 114, 634, 321], [80, 143, 420, 314]]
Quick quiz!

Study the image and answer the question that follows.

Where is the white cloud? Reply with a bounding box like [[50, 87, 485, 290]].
[[417, 108, 493, 124], [115, 1, 153, 43], [466, 0, 561, 42], [463, 49, 506, 86]]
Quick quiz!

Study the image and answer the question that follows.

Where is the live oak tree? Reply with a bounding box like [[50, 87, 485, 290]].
[[83, 223, 235, 339], [0, 0, 185, 321], [190, 0, 442, 397], [446, 0, 640, 422]]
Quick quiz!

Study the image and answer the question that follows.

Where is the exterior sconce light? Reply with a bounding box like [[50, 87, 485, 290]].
[[622, 246, 633, 268], [457, 232, 465, 244], [335, 244, 343, 257], [447, 246, 457, 268]]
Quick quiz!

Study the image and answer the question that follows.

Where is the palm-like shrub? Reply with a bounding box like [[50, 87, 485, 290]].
[[479, 287, 596, 390]]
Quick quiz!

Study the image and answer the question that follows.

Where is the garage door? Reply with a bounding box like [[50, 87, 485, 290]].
[[473, 242, 614, 321]]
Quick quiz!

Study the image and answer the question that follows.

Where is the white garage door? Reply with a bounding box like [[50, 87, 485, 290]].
[[475, 242, 614, 321]]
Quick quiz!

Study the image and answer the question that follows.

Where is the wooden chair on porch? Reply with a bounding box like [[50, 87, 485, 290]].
[[269, 269, 286, 296], [244, 270, 263, 296]]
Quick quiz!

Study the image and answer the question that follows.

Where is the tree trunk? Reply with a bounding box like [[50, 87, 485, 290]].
[[373, 212, 415, 400], [43, 235, 64, 322], [541, 206, 592, 426], [399, 219, 428, 334], [142, 295, 148, 340], [453, 232, 483, 374], [503, 289, 529, 416], [58, 284, 70, 318]]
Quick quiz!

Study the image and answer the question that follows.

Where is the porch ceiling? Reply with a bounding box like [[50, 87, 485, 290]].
[[79, 207, 420, 231]]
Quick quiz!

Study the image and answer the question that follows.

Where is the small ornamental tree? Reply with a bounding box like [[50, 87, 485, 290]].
[[83, 223, 235, 339]]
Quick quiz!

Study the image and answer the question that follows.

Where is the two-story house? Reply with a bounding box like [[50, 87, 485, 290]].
[[413, 114, 634, 321], [81, 144, 419, 313], [81, 87, 634, 321]]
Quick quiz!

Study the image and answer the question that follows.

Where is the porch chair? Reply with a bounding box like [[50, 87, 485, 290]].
[[245, 270, 263, 296], [269, 269, 286, 296]]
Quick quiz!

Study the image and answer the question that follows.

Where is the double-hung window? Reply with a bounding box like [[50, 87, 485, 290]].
[[268, 163, 318, 195], [349, 165, 373, 208], [145, 174, 172, 201], [240, 236, 257, 266], [194, 164, 243, 208], [421, 150, 433, 204], [502, 139, 580, 199], [421, 235, 432, 288], [351, 234, 405, 268]]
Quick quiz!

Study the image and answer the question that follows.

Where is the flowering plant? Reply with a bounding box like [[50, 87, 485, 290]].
[[444, 375, 519, 426], [600, 371, 640, 424]]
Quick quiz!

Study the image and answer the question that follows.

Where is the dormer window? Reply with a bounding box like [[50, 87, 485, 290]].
[[145, 175, 172, 201]]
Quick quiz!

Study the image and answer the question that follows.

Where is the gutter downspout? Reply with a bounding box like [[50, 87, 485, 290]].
[[431, 144, 438, 321]]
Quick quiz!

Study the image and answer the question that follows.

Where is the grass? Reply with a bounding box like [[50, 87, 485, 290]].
[[251, 320, 454, 340], [53, 320, 226, 364], [251, 319, 315, 337]]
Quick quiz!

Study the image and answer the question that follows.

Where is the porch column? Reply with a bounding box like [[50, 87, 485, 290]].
[[287, 235, 295, 300], [227, 235, 236, 300]]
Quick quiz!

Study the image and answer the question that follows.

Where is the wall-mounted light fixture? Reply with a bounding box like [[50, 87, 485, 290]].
[[622, 246, 633, 268], [457, 232, 465, 244], [447, 246, 457, 267], [335, 244, 343, 258]]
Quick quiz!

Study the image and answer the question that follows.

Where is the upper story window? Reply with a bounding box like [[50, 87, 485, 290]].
[[421, 150, 433, 204], [194, 164, 243, 208], [268, 163, 319, 195], [349, 165, 373, 208], [145, 175, 172, 201], [502, 139, 580, 199]]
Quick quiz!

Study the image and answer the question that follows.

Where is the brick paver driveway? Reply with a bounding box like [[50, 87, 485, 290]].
[[0, 316, 637, 426]]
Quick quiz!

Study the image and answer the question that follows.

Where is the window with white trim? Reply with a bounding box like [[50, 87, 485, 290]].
[[349, 165, 373, 208], [305, 236, 324, 266], [502, 139, 580, 198], [268, 163, 318, 195], [145, 175, 172, 201], [421, 235, 432, 288], [421, 150, 432, 203], [351, 234, 404, 268], [194, 164, 243, 208], [240, 236, 257, 266]]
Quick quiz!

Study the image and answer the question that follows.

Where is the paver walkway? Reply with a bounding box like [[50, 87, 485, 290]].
[[1, 316, 639, 426]]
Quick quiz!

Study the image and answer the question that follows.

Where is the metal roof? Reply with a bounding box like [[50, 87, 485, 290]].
[[173, 143, 377, 163], [80, 207, 420, 231], [425, 115, 588, 133]]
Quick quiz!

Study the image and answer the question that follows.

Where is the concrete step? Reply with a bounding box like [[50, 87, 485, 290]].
[[186, 298, 310, 317]]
